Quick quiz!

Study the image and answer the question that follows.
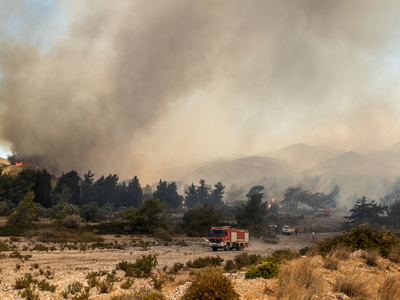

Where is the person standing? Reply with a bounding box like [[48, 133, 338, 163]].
[[312, 231, 315, 239], [295, 227, 298, 235]]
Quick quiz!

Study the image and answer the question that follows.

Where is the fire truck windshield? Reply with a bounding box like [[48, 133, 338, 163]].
[[209, 229, 224, 237]]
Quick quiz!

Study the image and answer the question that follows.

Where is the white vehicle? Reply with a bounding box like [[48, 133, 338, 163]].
[[281, 225, 294, 235]]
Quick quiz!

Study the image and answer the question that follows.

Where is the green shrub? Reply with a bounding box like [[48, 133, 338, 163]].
[[224, 260, 235, 272], [317, 224, 399, 257], [37, 279, 57, 292], [44, 269, 54, 279], [9, 251, 23, 259], [117, 255, 158, 278], [86, 271, 99, 287], [20, 284, 39, 300], [32, 243, 49, 252], [245, 261, 279, 279], [120, 278, 134, 289], [98, 271, 120, 292], [0, 241, 9, 251], [15, 275, 33, 289], [183, 268, 239, 300], [234, 252, 262, 269], [170, 262, 184, 273], [186, 256, 223, 268]]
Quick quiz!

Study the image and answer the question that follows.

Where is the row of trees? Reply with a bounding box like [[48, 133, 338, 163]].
[[185, 180, 225, 208], [0, 167, 231, 222]]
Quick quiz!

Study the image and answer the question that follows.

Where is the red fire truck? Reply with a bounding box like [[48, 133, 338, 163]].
[[315, 209, 331, 217], [208, 226, 249, 251]]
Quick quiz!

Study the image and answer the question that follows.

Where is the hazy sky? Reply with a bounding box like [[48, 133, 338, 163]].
[[1, 0, 400, 183]]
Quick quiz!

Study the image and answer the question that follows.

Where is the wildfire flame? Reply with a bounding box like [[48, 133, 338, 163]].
[[15, 162, 39, 169], [268, 198, 275, 209]]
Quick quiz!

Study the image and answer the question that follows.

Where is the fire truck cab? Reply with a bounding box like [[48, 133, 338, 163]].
[[208, 226, 249, 251]]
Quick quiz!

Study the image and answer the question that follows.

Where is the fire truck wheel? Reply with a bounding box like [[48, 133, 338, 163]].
[[212, 247, 218, 252], [224, 244, 230, 251], [240, 244, 244, 251]]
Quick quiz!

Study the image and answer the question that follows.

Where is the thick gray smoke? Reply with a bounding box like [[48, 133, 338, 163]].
[[1, 0, 400, 183]]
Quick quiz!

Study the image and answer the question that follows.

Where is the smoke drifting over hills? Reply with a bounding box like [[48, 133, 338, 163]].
[[1, 1, 400, 183]]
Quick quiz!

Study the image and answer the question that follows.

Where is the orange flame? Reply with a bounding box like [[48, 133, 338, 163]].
[[16, 162, 24, 166], [268, 203, 271, 208], [272, 198, 275, 203]]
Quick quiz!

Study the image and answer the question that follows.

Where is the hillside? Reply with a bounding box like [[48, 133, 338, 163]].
[[179, 156, 291, 186], [308, 151, 400, 176], [366, 142, 400, 169], [260, 143, 336, 171]]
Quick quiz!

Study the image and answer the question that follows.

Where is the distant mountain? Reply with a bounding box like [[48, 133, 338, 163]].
[[315, 144, 345, 156], [260, 143, 336, 171], [308, 151, 400, 176], [365, 141, 400, 169], [178, 156, 291, 186]]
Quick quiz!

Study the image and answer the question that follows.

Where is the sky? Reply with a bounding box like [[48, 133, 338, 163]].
[[1, 0, 400, 184]]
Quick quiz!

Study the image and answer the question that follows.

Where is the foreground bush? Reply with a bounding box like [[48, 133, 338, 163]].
[[317, 224, 399, 257], [110, 288, 164, 300], [333, 275, 369, 298], [183, 268, 239, 300], [377, 276, 400, 300], [276, 258, 323, 299], [245, 261, 279, 279]]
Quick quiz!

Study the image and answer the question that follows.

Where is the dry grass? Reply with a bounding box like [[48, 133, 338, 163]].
[[377, 276, 400, 300], [388, 246, 400, 264], [332, 247, 350, 260], [276, 258, 323, 300], [361, 250, 379, 267], [333, 275, 369, 299], [323, 255, 339, 270]]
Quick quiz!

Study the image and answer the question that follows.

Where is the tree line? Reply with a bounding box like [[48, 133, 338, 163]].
[[0, 168, 227, 221]]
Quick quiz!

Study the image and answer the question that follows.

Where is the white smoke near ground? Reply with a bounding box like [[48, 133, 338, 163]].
[[1, 0, 400, 184]]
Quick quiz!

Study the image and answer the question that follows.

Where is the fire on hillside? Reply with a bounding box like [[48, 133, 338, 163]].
[[8, 155, 39, 169]]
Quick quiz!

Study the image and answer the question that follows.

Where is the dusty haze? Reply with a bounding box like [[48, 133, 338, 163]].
[[1, 0, 400, 184]]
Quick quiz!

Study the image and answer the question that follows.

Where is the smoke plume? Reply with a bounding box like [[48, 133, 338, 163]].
[[1, 0, 400, 183]]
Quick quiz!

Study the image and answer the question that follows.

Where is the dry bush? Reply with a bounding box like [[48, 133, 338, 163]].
[[299, 245, 319, 257], [323, 255, 339, 271], [276, 258, 323, 300], [183, 268, 239, 300], [333, 275, 369, 299], [63, 215, 82, 230], [332, 247, 350, 260], [378, 276, 400, 300], [361, 250, 379, 267], [388, 246, 400, 264], [133, 287, 165, 300]]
